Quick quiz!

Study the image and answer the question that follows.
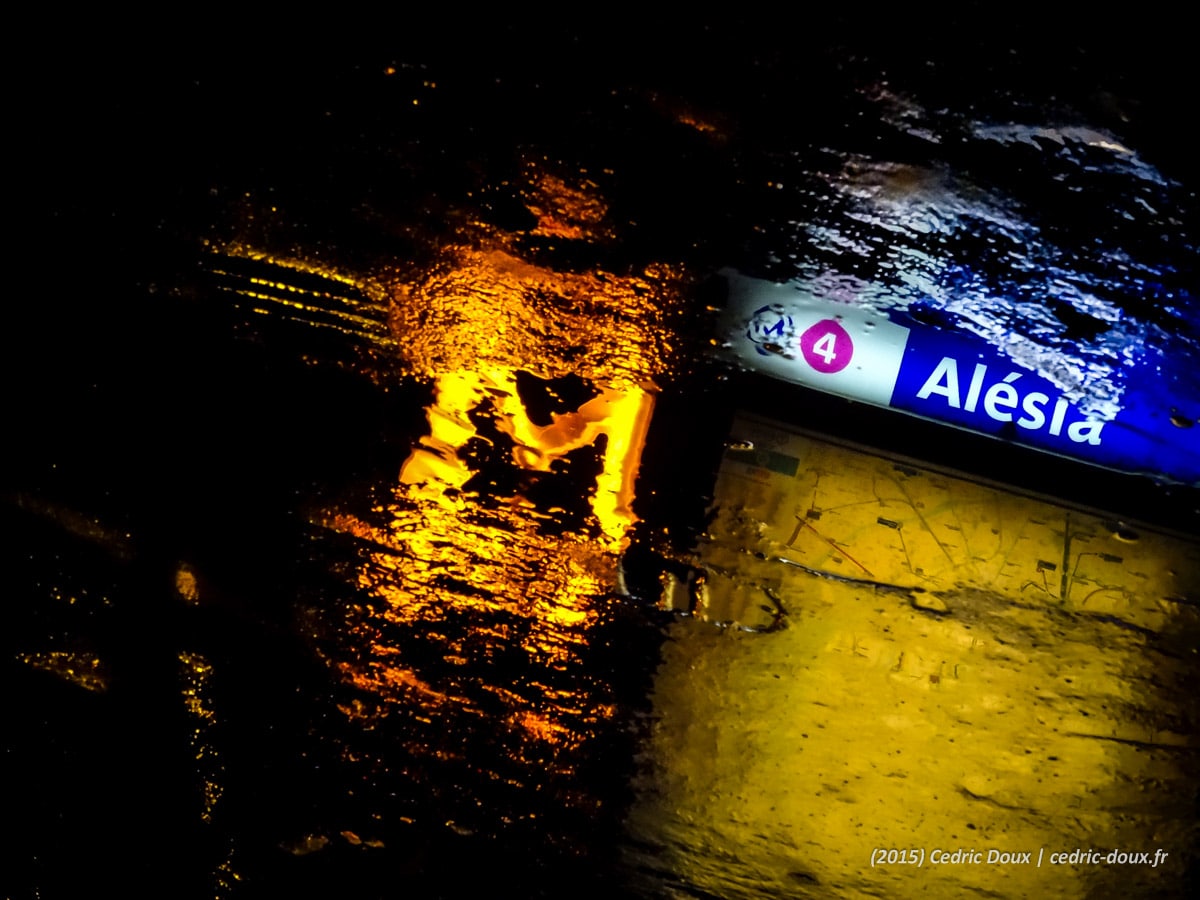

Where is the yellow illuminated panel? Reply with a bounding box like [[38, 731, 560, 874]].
[[625, 413, 1200, 898]]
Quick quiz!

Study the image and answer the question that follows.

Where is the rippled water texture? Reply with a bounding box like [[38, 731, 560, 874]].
[[8, 19, 1198, 900]]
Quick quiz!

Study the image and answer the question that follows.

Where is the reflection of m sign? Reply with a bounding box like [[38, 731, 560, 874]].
[[399, 368, 655, 545], [746, 305, 793, 355]]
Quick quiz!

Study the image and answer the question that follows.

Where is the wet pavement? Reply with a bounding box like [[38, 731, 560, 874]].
[[626, 417, 1198, 897], [7, 18, 1200, 899]]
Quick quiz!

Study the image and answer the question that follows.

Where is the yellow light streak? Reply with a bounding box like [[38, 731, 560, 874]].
[[19, 650, 109, 693]]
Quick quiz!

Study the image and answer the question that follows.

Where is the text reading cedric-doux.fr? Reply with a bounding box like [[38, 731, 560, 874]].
[[914, 358, 1107, 445], [870, 848, 1169, 868]]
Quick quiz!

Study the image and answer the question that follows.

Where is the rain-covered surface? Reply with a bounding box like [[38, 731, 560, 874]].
[[7, 18, 1199, 900]]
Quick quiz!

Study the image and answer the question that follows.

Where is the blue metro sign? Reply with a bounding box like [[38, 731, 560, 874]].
[[722, 271, 1199, 486]]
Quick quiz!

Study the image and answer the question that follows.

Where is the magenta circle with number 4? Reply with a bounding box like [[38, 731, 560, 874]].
[[799, 319, 854, 373]]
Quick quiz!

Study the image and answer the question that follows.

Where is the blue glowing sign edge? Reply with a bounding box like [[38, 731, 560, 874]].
[[720, 271, 1199, 486]]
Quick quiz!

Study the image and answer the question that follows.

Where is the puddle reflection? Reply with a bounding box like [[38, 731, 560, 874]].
[[278, 226, 683, 849]]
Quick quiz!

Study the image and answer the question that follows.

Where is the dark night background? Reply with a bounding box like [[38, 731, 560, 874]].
[[6, 13, 1198, 899]]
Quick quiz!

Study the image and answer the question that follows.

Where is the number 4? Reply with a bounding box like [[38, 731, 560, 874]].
[[813, 331, 837, 365]]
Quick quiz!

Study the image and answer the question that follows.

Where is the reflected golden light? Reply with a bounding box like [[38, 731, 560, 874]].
[[384, 227, 673, 547], [321, 447, 634, 782], [514, 709, 575, 747], [387, 245, 676, 389], [522, 170, 613, 241], [400, 366, 655, 545], [337, 657, 459, 706], [217, 243, 389, 304], [175, 563, 200, 604], [179, 650, 223, 825], [19, 650, 109, 693], [296, 228, 681, 795], [15, 494, 134, 561], [211, 180, 684, 829], [208, 244, 398, 367], [178, 645, 240, 900]]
